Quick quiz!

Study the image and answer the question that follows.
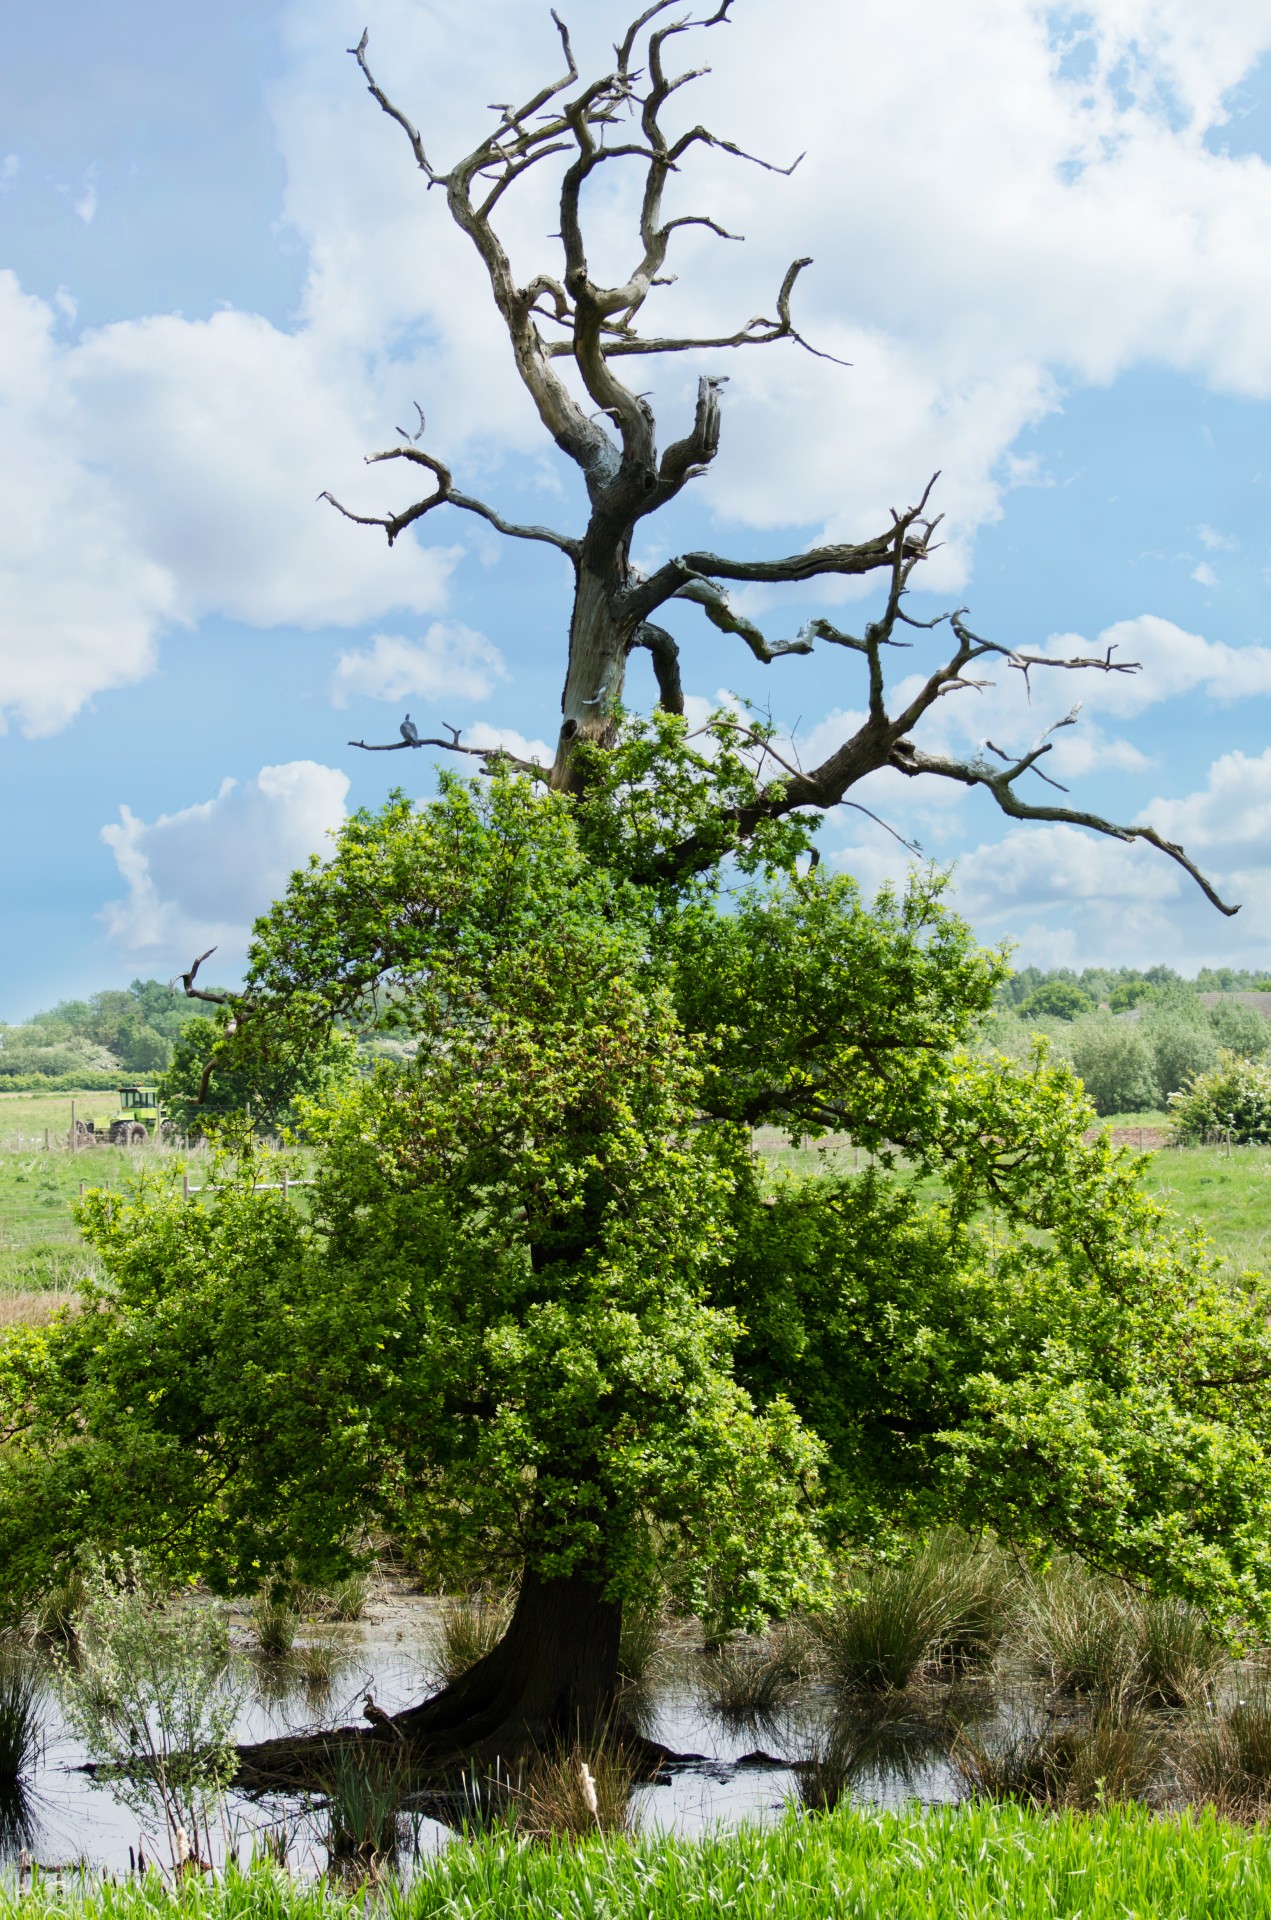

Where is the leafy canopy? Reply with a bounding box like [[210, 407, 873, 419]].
[[4, 728, 1271, 1629]]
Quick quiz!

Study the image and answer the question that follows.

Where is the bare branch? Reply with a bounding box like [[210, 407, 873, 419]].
[[321, 441, 578, 555], [169, 948, 232, 1007], [627, 621, 684, 713], [889, 740, 1239, 917], [348, 729, 545, 778]]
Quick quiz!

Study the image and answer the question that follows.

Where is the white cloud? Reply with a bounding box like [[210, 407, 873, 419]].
[[0, 155, 18, 191], [1191, 561, 1218, 586], [7, 2, 1271, 737], [465, 721, 552, 766], [0, 276, 462, 735], [330, 622, 505, 708], [74, 180, 97, 225], [99, 760, 348, 963], [1198, 523, 1240, 550]]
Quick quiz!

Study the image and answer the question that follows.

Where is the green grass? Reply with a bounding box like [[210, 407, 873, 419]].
[[1146, 1145, 1271, 1272], [5, 1803, 1271, 1917]]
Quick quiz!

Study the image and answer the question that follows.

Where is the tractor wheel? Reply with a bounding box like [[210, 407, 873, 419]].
[[125, 1123, 147, 1146]]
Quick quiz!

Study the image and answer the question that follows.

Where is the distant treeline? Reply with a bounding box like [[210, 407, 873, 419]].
[[0, 980, 219, 1091], [986, 966, 1271, 1116]]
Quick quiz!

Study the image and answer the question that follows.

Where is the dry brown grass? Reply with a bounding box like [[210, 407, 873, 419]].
[[0, 1289, 75, 1329]]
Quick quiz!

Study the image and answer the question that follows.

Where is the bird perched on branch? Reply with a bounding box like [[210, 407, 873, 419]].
[[400, 714, 421, 746]]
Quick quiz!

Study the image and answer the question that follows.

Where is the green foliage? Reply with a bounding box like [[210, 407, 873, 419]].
[[0, 981, 217, 1088], [53, 1555, 243, 1853], [1206, 997, 1269, 1059], [1140, 1011, 1218, 1106], [158, 1013, 359, 1138], [5, 752, 1271, 1653], [1066, 1016, 1158, 1115], [1170, 1052, 1271, 1143], [1018, 981, 1095, 1022]]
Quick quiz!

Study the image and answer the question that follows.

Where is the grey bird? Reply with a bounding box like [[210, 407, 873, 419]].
[[400, 713, 421, 746]]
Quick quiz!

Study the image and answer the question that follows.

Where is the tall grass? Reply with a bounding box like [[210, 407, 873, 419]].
[[694, 1625, 805, 1726], [953, 1707, 1165, 1810], [427, 1589, 514, 1686], [1021, 1564, 1224, 1708], [814, 1531, 1014, 1694], [1179, 1684, 1271, 1815], [0, 1656, 43, 1778], [7, 1802, 1271, 1916]]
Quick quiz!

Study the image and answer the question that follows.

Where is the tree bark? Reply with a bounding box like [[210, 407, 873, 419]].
[[233, 1566, 633, 1794]]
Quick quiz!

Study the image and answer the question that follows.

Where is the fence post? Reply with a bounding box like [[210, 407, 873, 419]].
[[43, 1128, 50, 1151], [70, 1099, 76, 1149], [282, 1172, 289, 1202], [182, 1172, 190, 1202]]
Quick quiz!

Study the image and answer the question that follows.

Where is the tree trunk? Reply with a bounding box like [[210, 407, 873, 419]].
[[551, 558, 636, 787], [233, 1567, 638, 1794]]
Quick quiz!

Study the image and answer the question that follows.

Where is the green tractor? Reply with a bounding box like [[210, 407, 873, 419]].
[[75, 1085, 163, 1147]]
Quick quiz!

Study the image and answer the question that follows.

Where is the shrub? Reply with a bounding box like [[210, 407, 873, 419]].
[[1067, 1018, 1157, 1117], [1169, 1050, 1271, 1143], [1141, 1013, 1218, 1106]]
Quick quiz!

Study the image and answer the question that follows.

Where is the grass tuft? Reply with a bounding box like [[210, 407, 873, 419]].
[[813, 1531, 1011, 1694], [695, 1625, 804, 1727], [428, 1589, 514, 1686], [0, 1654, 43, 1779]]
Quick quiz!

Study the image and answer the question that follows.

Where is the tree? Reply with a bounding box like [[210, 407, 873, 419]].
[[1067, 1016, 1158, 1117], [2, 2, 1265, 1791], [1018, 980, 1096, 1022], [5, 766, 1271, 1795], [326, 5, 1231, 916]]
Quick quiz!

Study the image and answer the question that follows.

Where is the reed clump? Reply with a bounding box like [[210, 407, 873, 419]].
[[1021, 1563, 1224, 1709], [814, 1530, 1014, 1694], [953, 1707, 1164, 1810], [428, 1588, 514, 1686], [695, 1623, 806, 1727], [251, 1593, 299, 1661], [0, 1654, 43, 1779], [1178, 1685, 1271, 1816], [319, 1742, 408, 1864], [510, 1739, 636, 1840]]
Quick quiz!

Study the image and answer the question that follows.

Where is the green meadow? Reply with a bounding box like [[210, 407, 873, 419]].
[[5, 1804, 1271, 1919]]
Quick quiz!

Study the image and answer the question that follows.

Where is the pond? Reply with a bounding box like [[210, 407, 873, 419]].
[[1, 1567, 1260, 1879]]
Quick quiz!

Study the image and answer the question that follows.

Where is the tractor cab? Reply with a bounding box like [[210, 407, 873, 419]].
[[75, 1086, 163, 1146]]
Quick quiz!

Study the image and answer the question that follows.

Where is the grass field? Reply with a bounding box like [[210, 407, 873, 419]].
[[4, 1100, 1271, 1323], [3, 1804, 1271, 1919]]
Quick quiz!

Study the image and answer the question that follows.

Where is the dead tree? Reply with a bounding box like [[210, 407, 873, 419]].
[[324, 0, 1234, 913], [222, 2, 1236, 1794]]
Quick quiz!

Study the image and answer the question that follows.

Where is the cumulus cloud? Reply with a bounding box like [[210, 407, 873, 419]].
[[100, 760, 349, 964], [465, 721, 553, 766], [0, 280, 460, 737], [330, 622, 505, 708], [6, 0, 1271, 739]]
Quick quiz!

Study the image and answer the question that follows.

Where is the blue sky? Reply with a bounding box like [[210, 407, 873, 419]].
[[2, 0, 1270, 1019]]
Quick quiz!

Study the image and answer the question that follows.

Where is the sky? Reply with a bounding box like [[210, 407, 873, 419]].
[[1, 0, 1270, 1019]]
